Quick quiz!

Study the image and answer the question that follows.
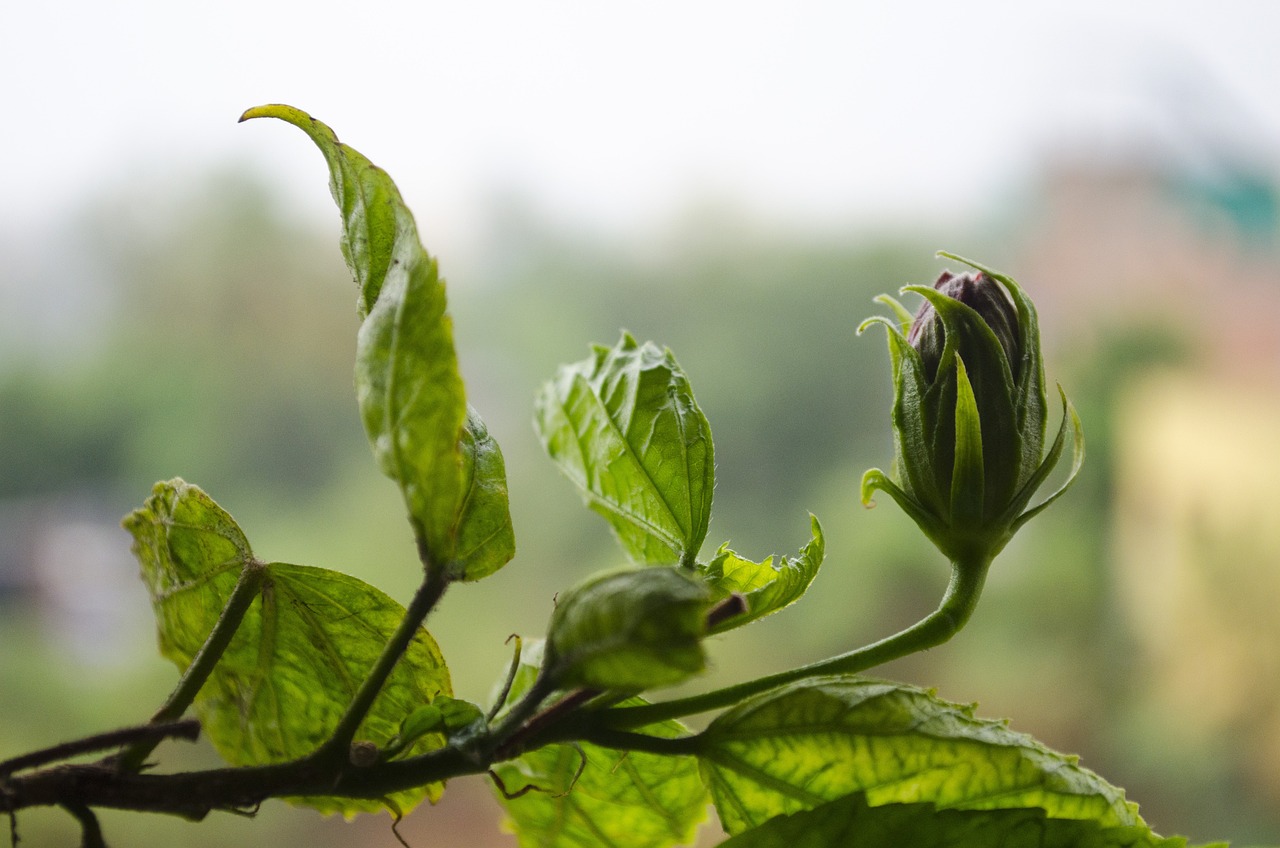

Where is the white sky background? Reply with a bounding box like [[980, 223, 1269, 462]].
[[3, 0, 1280, 255]]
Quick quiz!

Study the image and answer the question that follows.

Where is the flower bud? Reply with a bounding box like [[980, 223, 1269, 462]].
[[858, 254, 1083, 567], [908, 271, 1020, 383], [545, 566, 712, 692]]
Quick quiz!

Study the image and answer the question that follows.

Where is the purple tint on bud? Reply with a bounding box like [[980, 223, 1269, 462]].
[[907, 271, 1021, 382]]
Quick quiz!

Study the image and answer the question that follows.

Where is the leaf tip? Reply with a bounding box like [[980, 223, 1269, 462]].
[[238, 104, 281, 123], [859, 469, 883, 508]]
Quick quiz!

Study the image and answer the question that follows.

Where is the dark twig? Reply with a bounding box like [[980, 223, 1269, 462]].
[[494, 689, 600, 761], [488, 745, 585, 800], [117, 562, 266, 772], [0, 721, 200, 777], [388, 801, 412, 848], [60, 803, 105, 848]]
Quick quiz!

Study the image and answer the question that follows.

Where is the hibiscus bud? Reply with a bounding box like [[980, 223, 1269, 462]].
[[858, 254, 1084, 568], [908, 271, 1021, 383]]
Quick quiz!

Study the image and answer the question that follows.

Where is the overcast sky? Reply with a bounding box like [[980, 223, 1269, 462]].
[[4, 1, 1280, 251]]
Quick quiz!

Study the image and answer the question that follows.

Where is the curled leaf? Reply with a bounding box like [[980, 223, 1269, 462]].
[[535, 333, 714, 567]]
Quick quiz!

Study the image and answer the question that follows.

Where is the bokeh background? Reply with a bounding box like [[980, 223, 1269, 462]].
[[4, 1, 1280, 845]]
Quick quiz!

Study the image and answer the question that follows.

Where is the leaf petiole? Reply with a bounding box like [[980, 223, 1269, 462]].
[[316, 570, 451, 763], [116, 561, 268, 772]]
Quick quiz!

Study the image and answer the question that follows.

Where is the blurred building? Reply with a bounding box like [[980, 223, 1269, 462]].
[[1015, 111, 1280, 825]]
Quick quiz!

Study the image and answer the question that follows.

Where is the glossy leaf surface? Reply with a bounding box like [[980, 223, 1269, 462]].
[[699, 515, 824, 634], [125, 479, 452, 814], [534, 333, 713, 566], [717, 792, 1215, 848], [698, 677, 1145, 835], [490, 642, 708, 848]]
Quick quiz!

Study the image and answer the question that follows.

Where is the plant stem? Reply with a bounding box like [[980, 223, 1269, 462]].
[[486, 636, 524, 722], [117, 562, 267, 771], [3, 743, 481, 820], [0, 721, 200, 777], [317, 571, 450, 762], [597, 556, 991, 730], [62, 802, 106, 848], [493, 687, 601, 761]]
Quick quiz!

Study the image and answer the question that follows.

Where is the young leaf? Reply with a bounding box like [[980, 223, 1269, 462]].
[[716, 791, 1212, 848], [699, 515, 824, 634], [489, 642, 708, 848], [124, 479, 452, 816], [385, 696, 486, 760], [546, 567, 712, 692], [697, 677, 1147, 836], [534, 333, 714, 567], [452, 407, 517, 581], [240, 105, 515, 579]]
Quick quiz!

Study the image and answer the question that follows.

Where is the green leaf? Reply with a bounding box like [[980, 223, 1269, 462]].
[[717, 791, 1210, 848], [546, 567, 712, 692], [698, 515, 825, 634], [452, 407, 516, 581], [124, 479, 452, 816], [240, 104, 476, 573], [490, 642, 708, 848], [698, 676, 1146, 836], [534, 333, 714, 567], [237, 104, 394, 319], [386, 696, 486, 760]]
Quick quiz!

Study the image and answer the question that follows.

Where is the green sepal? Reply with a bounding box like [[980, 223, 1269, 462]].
[[534, 332, 714, 567], [857, 311, 944, 516], [904, 283, 1020, 515], [859, 469, 949, 548], [939, 251, 1050, 479], [948, 357, 985, 539], [1008, 385, 1086, 534], [699, 515, 825, 635], [545, 566, 712, 692], [124, 479, 452, 816]]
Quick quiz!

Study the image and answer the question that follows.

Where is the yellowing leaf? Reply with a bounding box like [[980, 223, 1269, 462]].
[[699, 677, 1144, 835], [125, 479, 452, 816], [717, 791, 1206, 848]]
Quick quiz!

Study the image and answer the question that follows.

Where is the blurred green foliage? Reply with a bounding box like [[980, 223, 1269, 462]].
[[1, 167, 1277, 846]]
